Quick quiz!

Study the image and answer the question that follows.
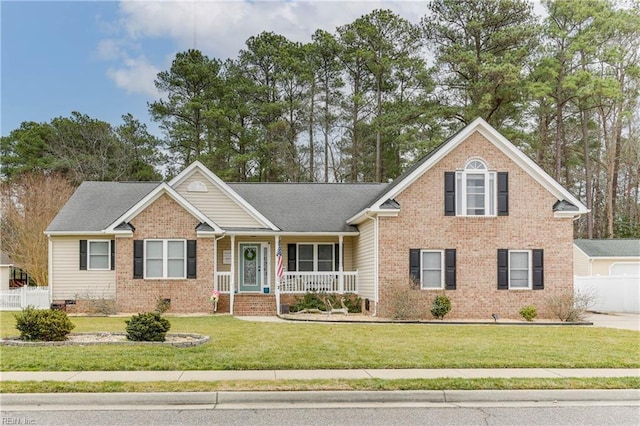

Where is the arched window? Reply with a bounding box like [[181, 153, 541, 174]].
[[456, 159, 496, 216]]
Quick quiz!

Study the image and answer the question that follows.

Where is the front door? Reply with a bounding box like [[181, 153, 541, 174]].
[[239, 243, 261, 292]]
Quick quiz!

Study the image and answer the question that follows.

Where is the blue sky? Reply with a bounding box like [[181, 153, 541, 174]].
[[1, 1, 438, 137], [1, 1, 544, 138]]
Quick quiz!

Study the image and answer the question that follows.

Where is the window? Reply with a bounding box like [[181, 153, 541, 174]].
[[144, 240, 186, 279], [297, 244, 335, 272], [509, 250, 531, 289], [455, 160, 496, 216], [421, 250, 444, 289], [88, 241, 110, 270]]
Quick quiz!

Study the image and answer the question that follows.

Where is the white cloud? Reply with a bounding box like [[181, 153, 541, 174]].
[[99, 1, 429, 97], [116, 1, 429, 59], [106, 56, 160, 98]]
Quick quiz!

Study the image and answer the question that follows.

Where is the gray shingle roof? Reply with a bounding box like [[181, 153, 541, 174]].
[[46, 182, 159, 232], [574, 239, 640, 258], [229, 183, 388, 232]]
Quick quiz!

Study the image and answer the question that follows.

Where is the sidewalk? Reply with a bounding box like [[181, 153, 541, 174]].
[[2, 368, 639, 382]]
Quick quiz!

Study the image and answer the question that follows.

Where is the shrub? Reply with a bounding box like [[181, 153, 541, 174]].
[[519, 305, 537, 322], [430, 294, 452, 320], [156, 298, 171, 314], [125, 312, 171, 342], [289, 292, 362, 314], [388, 278, 422, 320], [14, 307, 75, 341], [546, 289, 599, 322]]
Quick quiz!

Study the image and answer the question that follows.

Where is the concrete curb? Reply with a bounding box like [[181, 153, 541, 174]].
[[2, 389, 639, 407]]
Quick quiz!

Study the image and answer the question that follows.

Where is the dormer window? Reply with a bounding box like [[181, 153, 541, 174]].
[[455, 160, 496, 216]]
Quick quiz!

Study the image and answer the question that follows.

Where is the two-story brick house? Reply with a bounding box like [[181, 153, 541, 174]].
[[45, 118, 587, 318]]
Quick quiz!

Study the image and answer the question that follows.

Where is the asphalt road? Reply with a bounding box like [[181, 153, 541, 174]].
[[2, 403, 640, 426]]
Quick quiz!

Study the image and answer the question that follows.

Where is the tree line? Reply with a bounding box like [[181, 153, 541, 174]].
[[2, 0, 639, 240]]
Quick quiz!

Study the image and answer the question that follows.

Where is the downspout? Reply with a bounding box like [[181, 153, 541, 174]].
[[275, 235, 281, 315], [47, 237, 53, 307], [364, 211, 379, 317], [230, 235, 236, 315]]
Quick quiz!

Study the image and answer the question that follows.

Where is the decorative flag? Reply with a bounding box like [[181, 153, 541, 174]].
[[276, 244, 284, 281]]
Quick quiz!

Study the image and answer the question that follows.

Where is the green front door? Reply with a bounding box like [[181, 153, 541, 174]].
[[239, 243, 261, 292]]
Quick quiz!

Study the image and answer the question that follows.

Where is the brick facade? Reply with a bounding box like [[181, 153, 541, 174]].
[[115, 194, 214, 313], [376, 131, 575, 319]]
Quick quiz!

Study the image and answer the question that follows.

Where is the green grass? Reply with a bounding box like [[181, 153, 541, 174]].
[[1, 378, 638, 393], [1, 313, 639, 371]]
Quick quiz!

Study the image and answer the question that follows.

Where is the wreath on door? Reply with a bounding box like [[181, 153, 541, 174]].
[[244, 248, 256, 261]]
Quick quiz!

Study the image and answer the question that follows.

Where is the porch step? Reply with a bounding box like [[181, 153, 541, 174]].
[[233, 294, 277, 316]]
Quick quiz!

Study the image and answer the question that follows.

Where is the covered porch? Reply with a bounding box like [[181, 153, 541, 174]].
[[211, 233, 359, 315]]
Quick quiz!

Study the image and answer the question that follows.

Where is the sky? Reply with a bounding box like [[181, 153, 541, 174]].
[[1, 0, 437, 138]]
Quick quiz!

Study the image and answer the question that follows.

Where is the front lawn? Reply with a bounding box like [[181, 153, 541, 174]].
[[1, 313, 638, 371]]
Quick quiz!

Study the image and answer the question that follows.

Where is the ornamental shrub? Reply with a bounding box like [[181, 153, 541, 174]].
[[519, 305, 537, 322], [125, 312, 171, 342], [430, 294, 452, 320], [14, 307, 75, 341]]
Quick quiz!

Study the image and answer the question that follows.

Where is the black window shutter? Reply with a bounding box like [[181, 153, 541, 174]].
[[79, 240, 87, 270], [133, 240, 144, 279], [409, 249, 421, 283], [187, 240, 197, 279], [110, 240, 115, 271], [497, 249, 509, 290], [287, 244, 297, 271], [334, 243, 340, 271], [532, 249, 544, 290], [498, 172, 509, 216], [444, 172, 456, 216], [445, 249, 456, 290]]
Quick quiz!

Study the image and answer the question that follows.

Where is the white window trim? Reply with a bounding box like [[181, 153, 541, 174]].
[[144, 239, 187, 280], [297, 243, 335, 272], [508, 250, 532, 290], [88, 240, 110, 271], [456, 160, 497, 217], [420, 249, 445, 290]]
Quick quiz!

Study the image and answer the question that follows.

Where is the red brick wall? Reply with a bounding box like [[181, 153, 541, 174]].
[[377, 131, 575, 319], [115, 194, 214, 313]]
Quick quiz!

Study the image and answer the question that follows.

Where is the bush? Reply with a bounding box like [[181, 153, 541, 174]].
[[156, 298, 171, 314], [430, 294, 452, 320], [289, 292, 362, 314], [519, 305, 537, 322], [546, 289, 599, 322], [125, 312, 171, 342], [14, 307, 75, 341], [388, 278, 422, 320]]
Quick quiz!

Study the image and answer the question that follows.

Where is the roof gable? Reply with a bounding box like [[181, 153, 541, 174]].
[[357, 118, 588, 219], [169, 161, 279, 231], [104, 183, 222, 234]]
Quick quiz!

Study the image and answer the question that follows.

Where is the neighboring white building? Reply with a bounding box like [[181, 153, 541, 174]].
[[574, 239, 640, 277]]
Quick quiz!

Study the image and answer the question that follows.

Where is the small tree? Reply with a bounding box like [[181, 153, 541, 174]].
[[1, 173, 75, 286]]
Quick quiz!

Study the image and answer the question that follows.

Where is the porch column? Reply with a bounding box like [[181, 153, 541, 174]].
[[275, 235, 281, 315], [230, 235, 235, 315], [339, 235, 344, 293]]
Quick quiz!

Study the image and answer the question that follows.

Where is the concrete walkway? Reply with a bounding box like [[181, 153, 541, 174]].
[[2, 368, 639, 382]]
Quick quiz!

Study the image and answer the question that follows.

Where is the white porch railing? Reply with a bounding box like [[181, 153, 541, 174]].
[[279, 271, 358, 294], [215, 272, 231, 293], [0, 286, 50, 311]]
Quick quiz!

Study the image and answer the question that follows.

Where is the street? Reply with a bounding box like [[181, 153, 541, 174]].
[[2, 400, 639, 426]]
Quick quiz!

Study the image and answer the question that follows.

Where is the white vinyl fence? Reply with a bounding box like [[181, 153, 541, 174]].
[[574, 275, 639, 314], [0, 286, 50, 311]]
